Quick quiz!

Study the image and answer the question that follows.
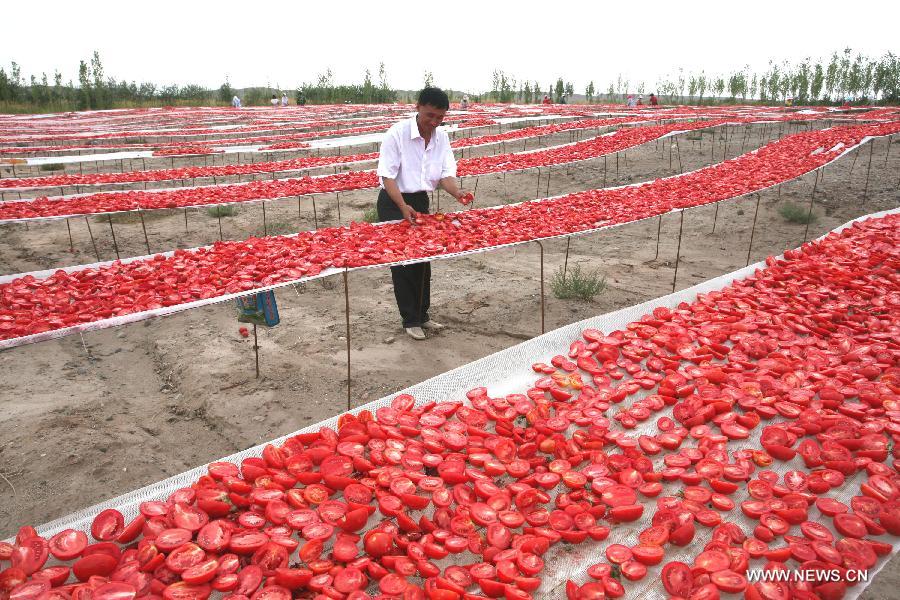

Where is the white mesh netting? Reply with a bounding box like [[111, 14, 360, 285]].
[[9, 207, 898, 599]]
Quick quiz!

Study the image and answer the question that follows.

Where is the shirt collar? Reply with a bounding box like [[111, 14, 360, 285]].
[[409, 115, 423, 140]]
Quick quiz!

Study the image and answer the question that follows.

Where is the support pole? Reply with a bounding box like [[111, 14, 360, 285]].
[[562, 237, 571, 281], [536, 241, 545, 334], [672, 210, 684, 293], [107, 216, 120, 260], [603, 155, 607, 187], [848, 146, 860, 178], [545, 167, 551, 198], [712, 202, 719, 233], [336, 192, 342, 223], [66, 219, 74, 253], [217, 207, 224, 240], [139, 211, 151, 254], [312, 195, 319, 229], [535, 168, 541, 198], [863, 140, 875, 202], [85, 217, 100, 260], [654, 215, 663, 261], [343, 270, 352, 411], [675, 139, 683, 173], [262, 201, 268, 236], [746, 193, 762, 266], [803, 169, 820, 242], [184, 208, 189, 233], [253, 324, 260, 379]]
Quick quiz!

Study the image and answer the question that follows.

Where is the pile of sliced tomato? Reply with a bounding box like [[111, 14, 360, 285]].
[[1, 211, 898, 600], [1, 117, 663, 190], [151, 147, 224, 158], [2, 121, 899, 343], [10, 115, 891, 222]]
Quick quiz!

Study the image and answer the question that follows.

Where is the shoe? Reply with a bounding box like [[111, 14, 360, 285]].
[[404, 327, 426, 340], [421, 320, 445, 331]]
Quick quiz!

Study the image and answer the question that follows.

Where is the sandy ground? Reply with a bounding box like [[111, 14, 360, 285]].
[[0, 122, 898, 597]]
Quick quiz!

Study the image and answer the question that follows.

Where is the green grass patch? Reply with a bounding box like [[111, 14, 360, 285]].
[[266, 221, 295, 235], [207, 205, 238, 218], [39, 163, 64, 171], [362, 206, 379, 223], [779, 201, 816, 224], [551, 264, 607, 301]]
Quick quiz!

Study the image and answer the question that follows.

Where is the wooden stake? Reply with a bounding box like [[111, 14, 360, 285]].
[[536, 241, 545, 334], [253, 324, 260, 379], [746, 193, 761, 266], [85, 217, 100, 260], [672, 210, 684, 293], [107, 216, 121, 260], [863, 140, 874, 202], [139, 211, 151, 254], [803, 169, 820, 242], [343, 270, 352, 411], [654, 214, 663, 261], [66, 218, 74, 253]]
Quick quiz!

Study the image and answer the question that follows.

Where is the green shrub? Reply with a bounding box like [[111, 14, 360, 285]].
[[207, 205, 238, 218], [779, 201, 816, 224], [551, 264, 607, 301], [362, 206, 379, 223], [39, 163, 63, 171]]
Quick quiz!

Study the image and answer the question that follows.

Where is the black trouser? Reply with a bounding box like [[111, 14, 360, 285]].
[[377, 189, 431, 328]]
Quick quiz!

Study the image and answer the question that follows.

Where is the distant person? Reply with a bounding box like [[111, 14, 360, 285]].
[[271, 94, 279, 107], [376, 87, 473, 340], [460, 95, 469, 110], [542, 94, 551, 105], [232, 95, 242, 108], [637, 95, 644, 106], [626, 95, 637, 107], [559, 96, 566, 104], [281, 93, 288, 107], [649, 93, 659, 106], [841, 99, 851, 111], [785, 97, 794, 107]]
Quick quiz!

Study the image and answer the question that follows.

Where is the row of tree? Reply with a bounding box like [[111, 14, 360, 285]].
[[485, 49, 900, 105], [2, 48, 898, 113], [651, 49, 900, 104], [0, 53, 398, 112]]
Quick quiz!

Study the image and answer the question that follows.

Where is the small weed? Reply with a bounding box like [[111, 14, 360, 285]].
[[319, 277, 337, 291], [266, 221, 295, 235], [362, 206, 379, 223], [779, 201, 816, 224], [551, 264, 607, 301], [207, 205, 238, 218], [39, 163, 63, 171]]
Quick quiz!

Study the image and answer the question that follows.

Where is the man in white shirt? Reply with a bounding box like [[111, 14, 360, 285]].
[[376, 87, 473, 341]]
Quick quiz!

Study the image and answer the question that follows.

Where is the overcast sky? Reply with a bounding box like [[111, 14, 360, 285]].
[[3, 0, 898, 94]]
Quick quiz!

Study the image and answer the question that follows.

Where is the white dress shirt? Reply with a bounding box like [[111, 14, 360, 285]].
[[377, 116, 457, 193]]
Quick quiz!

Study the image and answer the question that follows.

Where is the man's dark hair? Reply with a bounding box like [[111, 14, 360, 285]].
[[417, 87, 450, 110]]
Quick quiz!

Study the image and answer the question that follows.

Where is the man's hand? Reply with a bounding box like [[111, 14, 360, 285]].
[[457, 192, 475, 206], [399, 203, 418, 224]]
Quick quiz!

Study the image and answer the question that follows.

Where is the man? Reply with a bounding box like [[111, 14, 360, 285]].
[[649, 93, 659, 107], [376, 87, 473, 341]]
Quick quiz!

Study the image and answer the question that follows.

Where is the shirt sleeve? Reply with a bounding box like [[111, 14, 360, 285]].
[[440, 135, 457, 178], [376, 130, 401, 181]]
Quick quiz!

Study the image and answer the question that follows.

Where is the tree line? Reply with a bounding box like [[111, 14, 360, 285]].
[[484, 49, 900, 105], [2, 48, 898, 114]]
